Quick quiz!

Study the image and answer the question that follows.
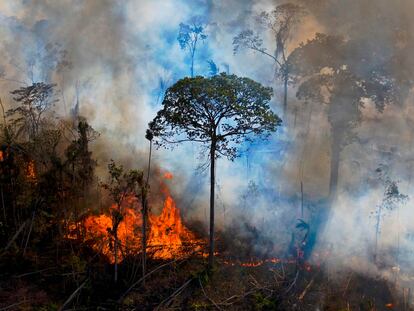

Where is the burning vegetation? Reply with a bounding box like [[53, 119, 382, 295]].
[[1, 0, 414, 310], [71, 172, 203, 263]]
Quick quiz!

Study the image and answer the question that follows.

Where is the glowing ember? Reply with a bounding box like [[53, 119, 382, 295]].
[[26, 160, 37, 182], [163, 172, 173, 179], [72, 172, 203, 263]]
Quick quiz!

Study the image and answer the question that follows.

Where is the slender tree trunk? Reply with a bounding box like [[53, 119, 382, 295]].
[[142, 200, 148, 285], [23, 209, 36, 256], [300, 181, 304, 218], [208, 140, 216, 269], [190, 45, 196, 78], [329, 140, 341, 202], [142, 139, 151, 284], [141, 198, 147, 283], [114, 231, 118, 283], [374, 203, 383, 263], [283, 72, 288, 116]]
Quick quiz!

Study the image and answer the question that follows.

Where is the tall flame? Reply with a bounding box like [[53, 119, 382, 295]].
[[73, 172, 202, 263], [148, 194, 200, 259]]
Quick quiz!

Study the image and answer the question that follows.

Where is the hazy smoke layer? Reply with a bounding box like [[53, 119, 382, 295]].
[[0, 0, 414, 285]]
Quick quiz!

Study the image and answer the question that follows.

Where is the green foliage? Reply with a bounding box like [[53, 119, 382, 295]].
[[191, 302, 209, 310], [253, 292, 276, 310], [194, 268, 210, 284], [102, 160, 143, 207], [149, 73, 281, 160], [35, 303, 59, 311], [101, 160, 144, 264], [7, 83, 57, 140]]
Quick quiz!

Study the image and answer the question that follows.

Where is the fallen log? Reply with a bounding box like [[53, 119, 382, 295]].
[[59, 278, 88, 311], [299, 278, 314, 300], [0, 221, 27, 256]]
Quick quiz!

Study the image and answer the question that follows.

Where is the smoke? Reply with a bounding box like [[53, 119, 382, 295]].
[[1, 0, 414, 288]]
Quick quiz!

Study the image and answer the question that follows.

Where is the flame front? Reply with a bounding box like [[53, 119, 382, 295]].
[[148, 195, 200, 259], [83, 198, 143, 263], [73, 173, 202, 263]]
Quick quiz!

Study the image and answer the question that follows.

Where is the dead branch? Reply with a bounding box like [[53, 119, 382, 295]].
[[198, 277, 223, 310], [248, 274, 261, 289], [23, 210, 36, 256], [12, 267, 56, 278], [155, 277, 193, 310], [59, 278, 88, 311], [299, 278, 314, 300], [118, 248, 203, 303], [118, 256, 182, 302], [284, 270, 299, 294], [1, 221, 27, 256], [0, 300, 30, 311], [215, 289, 259, 307]]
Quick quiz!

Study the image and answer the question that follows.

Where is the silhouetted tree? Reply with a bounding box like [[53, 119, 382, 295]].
[[7, 83, 57, 141], [233, 3, 306, 115], [140, 129, 153, 283], [65, 119, 98, 190], [288, 33, 396, 201], [207, 60, 219, 76], [63, 118, 98, 237], [373, 169, 407, 262], [149, 73, 281, 268], [177, 17, 207, 77]]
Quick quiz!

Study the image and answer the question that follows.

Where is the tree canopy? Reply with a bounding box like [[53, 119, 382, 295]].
[[149, 73, 281, 160]]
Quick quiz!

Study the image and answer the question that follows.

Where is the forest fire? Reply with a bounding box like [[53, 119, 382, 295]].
[[3, 1, 414, 309], [76, 172, 203, 263]]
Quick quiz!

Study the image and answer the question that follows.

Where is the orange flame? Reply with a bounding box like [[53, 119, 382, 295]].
[[163, 172, 173, 179], [72, 172, 203, 263], [26, 160, 37, 182], [148, 194, 200, 259]]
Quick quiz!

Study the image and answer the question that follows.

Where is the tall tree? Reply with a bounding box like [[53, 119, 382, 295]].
[[140, 129, 153, 283], [373, 169, 407, 262], [64, 118, 98, 236], [177, 17, 208, 77], [65, 118, 99, 191], [7, 83, 57, 141], [233, 3, 306, 115], [288, 33, 396, 201], [148, 73, 281, 268]]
